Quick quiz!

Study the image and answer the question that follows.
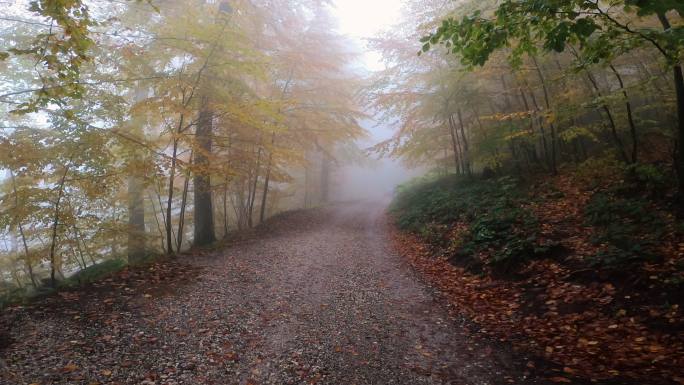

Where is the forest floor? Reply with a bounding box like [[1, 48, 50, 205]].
[[0, 201, 559, 385]]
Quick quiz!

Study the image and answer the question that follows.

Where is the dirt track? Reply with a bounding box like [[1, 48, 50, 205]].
[[1, 202, 542, 385]]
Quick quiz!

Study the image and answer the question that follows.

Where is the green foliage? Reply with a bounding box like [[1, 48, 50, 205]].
[[585, 189, 666, 267], [577, 155, 670, 194], [624, 162, 669, 194], [61, 259, 127, 287], [574, 155, 626, 188], [391, 175, 547, 272], [463, 184, 545, 271], [391, 174, 468, 233], [0, 286, 30, 309], [574, 157, 670, 267], [422, 0, 684, 68]]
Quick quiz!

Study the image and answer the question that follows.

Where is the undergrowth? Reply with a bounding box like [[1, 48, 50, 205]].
[[391, 161, 676, 275], [0, 255, 155, 309], [573, 156, 673, 267], [61, 259, 128, 288], [391, 174, 548, 273]]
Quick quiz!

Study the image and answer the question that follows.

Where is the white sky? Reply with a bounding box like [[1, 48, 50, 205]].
[[332, 0, 403, 71], [333, 0, 402, 38]]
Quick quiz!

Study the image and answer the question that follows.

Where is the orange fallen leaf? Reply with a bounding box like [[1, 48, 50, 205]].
[[61, 363, 79, 373]]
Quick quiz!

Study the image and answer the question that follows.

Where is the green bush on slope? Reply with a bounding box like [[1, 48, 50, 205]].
[[391, 174, 548, 272]]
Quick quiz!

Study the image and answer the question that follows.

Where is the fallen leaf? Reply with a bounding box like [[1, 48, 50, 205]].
[[61, 363, 79, 373]]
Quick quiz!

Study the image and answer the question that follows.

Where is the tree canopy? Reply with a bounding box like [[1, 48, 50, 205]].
[[0, 0, 364, 289]]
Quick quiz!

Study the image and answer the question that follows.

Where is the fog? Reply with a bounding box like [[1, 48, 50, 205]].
[[334, 158, 421, 202], [329, 0, 419, 203], [332, 119, 423, 203]]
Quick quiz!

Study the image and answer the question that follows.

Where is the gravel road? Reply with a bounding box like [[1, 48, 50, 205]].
[[1, 201, 537, 385]]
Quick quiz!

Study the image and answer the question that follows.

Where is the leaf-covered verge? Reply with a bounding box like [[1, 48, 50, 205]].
[[0, 253, 163, 309], [390, 163, 684, 384], [0, 257, 203, 384]]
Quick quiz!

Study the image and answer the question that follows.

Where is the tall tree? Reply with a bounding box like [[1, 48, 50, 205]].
[[193, 96, 217, 246], [422, 0, 684, 194]]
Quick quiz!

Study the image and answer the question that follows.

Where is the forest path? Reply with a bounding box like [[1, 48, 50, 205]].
[[1, 201, 537, 385]]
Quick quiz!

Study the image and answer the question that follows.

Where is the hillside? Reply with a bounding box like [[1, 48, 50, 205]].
[[390, 161, 684, 384]]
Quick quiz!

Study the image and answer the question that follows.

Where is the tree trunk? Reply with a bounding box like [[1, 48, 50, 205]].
[[71, 226, 88, 269], [127, 170, 146, 264], [457, 108, 472, 176], [673, 64, 684, 197], [447, 116, 461, 173], [657, 12, 684, 200], [259, 157, 273, 224], [523, 82, 550, 169], [248, 146, 262, 228], [518, 87, 540, 166], [193, 98, 216, 246], [496, 76, 521, 168], [10, 171, 37, 288], [49, 162, 71, 287], [165, 115, 182, 255], [260, 134, 276, 223], [304, 153, 310, 209], [148, 191, 166, 252], [320, 152, 331, 204], [532, 56, 558, 175], [223, 177, 230, 238], [609, 64, 638, 163], [69, 241, 85, 271], [73, 225, 96, 265], [127, 85, 148, 263], [584, 70, 630, 163], [176, 162, 191, 252], [500, 73, 514, 112]]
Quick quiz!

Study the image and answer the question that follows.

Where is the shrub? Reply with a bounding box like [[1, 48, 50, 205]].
[[584, 192, 665, 267], [391, 174, 546, 272], [574, 154, 625, 188], [61, 259, 127, 287], [622, 162, 670, 198]]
